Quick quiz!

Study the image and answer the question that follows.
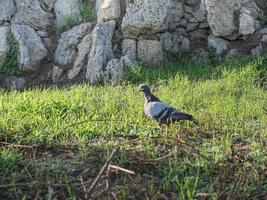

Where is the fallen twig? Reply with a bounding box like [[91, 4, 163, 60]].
[[109, 164, 135, 175], [148, 150, 176, 162], [87, 146, 119, 197]]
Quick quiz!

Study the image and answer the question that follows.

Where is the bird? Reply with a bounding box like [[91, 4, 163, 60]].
[[138, 84, 195, 126]]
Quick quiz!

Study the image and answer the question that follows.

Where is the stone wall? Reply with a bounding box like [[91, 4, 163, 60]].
[[0, 0, 266, 89]]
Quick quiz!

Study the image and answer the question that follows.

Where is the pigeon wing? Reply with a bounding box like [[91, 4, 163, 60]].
[[145, 101, 193, 123]]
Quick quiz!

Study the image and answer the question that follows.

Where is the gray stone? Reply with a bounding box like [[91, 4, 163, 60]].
[[161, 32, 190, 54], [95, 0, 104, 12], [54, 0, 81, 28], [0, 0, 16, 23], [104, 55, 133, 84], [239, 10, 255, 35], [204, 0, 262, 39], [52, 66, 63, 83], [121, 0, 172, 38], [86, 20, 116, 83], [173, 28, 186, 36], [121, 39, 136, 61], [55, 23, 93, 67], [137, 40, 163, 65], [68, 34, 92, 80], [188, 29, 209, 40], [260, 28, 267, 35], [97, 0, 121, 22], [251, 44, 264, 57], [12, 0, 54, 30], [226, 49, 241, 60], [166, 2, 184, 30], [208, 35, 229, 56], [0, 26, 10, 65], [184, 0, 207, 23], [11, 24, 48, 71], [186, 23, 199, 32], [37, 31, 49, 38], [262, 35, 267, 43]]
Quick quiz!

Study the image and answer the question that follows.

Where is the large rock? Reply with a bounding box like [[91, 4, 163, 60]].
[[121, 39, 136, 61], [11, 24, 48, 71], [137, 40, 163, 65], [12, 0, 54, 30], [0, 0, 16, 23], [0, 26, 10, 65], [161, 32, 190, 54], [205, 0, 262, 39], [104, 55, 133, 84], [97, 0, 121, 22], [54, 0, 81, 28], [54, 23, 93, 67], [86, 20, 116, 83], [68, 34, 92, 80], [121, 0, 172, 38]]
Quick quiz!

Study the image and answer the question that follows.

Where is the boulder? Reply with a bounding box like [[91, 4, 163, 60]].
[[137, 40, 163, 65], [104, 55, 133, 84], [68, 33, 92, 80], [54, 22, 93, 67], [161, 32, 190, 54], [0, 0, 16, 23], [54, 0, 81, 28], [11, 24, 48, 71], [86, 20, 116, 83], [208, 35, 229, 56], [0, 26, 10, 65], [121, 39, 136, 61], [97, 0, 121, 22], [204, 0, 262, 39], [121, 0, 172, 38], [12, 0, 54, 30]]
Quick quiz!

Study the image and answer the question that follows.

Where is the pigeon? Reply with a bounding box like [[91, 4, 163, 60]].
[[139, 84, 194, 125]]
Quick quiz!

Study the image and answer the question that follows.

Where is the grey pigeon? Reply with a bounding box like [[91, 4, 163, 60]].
[[139, 84, 194, 125]]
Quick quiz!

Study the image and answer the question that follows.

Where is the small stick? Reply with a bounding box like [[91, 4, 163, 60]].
[[87, 146, 119, 197], [148, 151, 176, 162], [109, 164, 135, 175]]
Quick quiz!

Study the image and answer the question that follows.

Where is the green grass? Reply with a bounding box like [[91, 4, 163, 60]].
[[0, 57, 267, 199]]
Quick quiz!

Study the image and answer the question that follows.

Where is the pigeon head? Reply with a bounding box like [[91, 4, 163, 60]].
[[139, 84, 151, 95]]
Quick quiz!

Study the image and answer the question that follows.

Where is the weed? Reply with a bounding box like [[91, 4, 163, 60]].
[[79, 3, 96, 22], [0, 32, 22, 76]]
